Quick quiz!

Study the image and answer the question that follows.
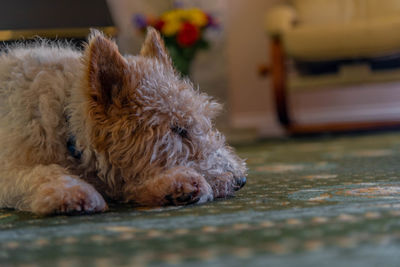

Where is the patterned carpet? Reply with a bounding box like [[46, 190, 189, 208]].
[[2, 132, 400, 266]]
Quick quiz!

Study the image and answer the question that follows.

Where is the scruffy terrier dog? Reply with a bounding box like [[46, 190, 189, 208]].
[[0, 28, 247, 215]]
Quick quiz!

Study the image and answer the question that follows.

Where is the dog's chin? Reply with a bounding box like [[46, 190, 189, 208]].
[[197, 193, 214, 204], [197, 182, 214, 204]]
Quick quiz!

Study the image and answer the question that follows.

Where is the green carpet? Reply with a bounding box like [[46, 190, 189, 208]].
[[3, 132, 400, 266]]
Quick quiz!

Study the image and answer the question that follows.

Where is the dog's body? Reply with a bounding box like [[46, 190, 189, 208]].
[[0, 29, 247, 215]]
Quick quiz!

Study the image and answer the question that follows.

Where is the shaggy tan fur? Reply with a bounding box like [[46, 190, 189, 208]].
[[0, 28, 247, 215]]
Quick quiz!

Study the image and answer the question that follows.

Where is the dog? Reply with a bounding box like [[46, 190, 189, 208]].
[[0, 28, 247, 215]]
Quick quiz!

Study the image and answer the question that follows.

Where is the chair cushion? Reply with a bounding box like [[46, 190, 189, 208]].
[[291, 0, 400, 24], [283, 17, 400, 60], [291, 0, 359, 25], [366, 0, 400, 19]]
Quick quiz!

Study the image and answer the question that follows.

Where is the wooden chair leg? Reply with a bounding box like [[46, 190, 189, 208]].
[[270, 37, 290, 127]]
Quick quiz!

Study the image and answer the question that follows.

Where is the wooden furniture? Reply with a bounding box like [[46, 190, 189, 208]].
[[261, 0, 400, 134], [0, 0, 116, 48]]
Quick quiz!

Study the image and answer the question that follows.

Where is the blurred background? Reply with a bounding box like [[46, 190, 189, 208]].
[[107, 0, 282, 139], [3, 0, 400, 140], [106, 0, 400, 139]]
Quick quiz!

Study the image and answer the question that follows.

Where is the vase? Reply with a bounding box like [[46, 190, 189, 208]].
[[166, 44, 197, 77]]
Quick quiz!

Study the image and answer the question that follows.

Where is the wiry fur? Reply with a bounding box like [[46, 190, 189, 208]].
[[0, 28, 247, 215]]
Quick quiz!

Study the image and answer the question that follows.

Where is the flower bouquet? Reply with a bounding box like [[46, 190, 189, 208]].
[[134, 8, 217, 76]]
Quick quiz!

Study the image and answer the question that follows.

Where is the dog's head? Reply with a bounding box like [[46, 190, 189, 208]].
[[80, 28, 247, 201]]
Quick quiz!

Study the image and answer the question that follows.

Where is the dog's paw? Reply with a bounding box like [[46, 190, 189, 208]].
[[125, 167, 213, 206], [31, 176, 108, 215], [208, 172, 247, 198], [161, 167, 213, 206]]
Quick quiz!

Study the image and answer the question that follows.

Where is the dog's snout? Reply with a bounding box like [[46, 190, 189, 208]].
[[234, 176, 247, 191]]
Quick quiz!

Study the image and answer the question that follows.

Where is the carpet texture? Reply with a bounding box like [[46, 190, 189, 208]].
[[2, 132, 400, 266]]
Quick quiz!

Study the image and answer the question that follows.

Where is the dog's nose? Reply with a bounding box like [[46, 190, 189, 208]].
[[234, 177, 247, 190]]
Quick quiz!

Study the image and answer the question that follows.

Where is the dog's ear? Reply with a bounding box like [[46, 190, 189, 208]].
[[85, 30, 128, 107], [140, 27, 173, 68]]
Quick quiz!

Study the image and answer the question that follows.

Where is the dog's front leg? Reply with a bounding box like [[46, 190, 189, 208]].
[[126, 166, 213, 206], [0, 164, 107, 215]]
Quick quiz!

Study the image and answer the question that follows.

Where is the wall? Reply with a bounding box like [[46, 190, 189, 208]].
[[225, 0, 284, 136], [106, 0, 173, 54]]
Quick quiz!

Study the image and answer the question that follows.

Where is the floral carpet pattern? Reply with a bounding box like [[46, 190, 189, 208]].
[[3, 132, 400, 266]]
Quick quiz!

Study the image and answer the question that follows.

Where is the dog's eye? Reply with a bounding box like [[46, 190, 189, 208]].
[[171, 126, 188, 139]]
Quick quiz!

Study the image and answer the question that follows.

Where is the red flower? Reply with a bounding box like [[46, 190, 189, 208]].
[[154, 19, 165, 31], [177, 22, 200, 47]]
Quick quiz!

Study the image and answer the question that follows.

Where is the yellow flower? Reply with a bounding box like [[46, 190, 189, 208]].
[[160, 10, 183, 36], [161, 10, 179, 22], [162, 19, 182, 36], [186, 8, 208, 27]]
